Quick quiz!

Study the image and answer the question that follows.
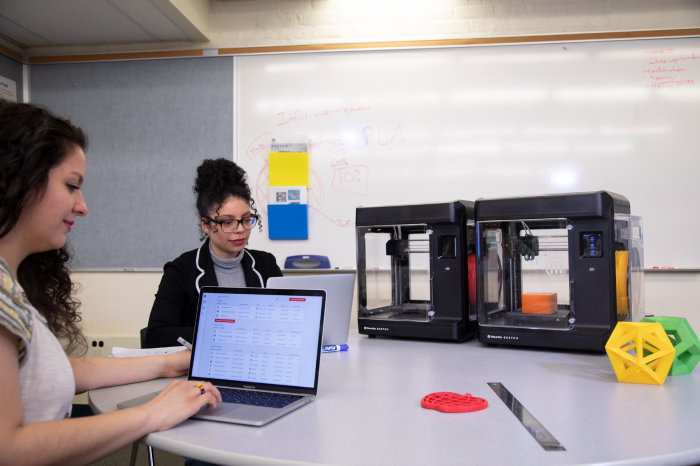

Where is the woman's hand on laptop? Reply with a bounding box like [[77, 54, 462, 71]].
[[142, 380, 222, 431]]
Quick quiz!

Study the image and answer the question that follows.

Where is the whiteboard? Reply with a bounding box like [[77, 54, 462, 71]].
[[235, 37, 700, 269]]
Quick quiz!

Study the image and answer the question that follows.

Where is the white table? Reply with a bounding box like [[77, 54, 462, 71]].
[[89, 330, 700, 466]]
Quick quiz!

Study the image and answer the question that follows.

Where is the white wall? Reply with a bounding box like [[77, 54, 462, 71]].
[[71, 272, 164, 338]]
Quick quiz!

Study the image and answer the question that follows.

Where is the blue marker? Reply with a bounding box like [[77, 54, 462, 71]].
[[322, 344, 349, 353]]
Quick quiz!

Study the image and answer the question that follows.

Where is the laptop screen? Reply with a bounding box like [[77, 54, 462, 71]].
[[190, 287, 325, 390]]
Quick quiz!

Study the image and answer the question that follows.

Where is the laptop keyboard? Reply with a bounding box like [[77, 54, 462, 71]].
[[218, 388, 304, 409]]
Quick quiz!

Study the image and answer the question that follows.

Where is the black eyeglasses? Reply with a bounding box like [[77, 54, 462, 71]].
[[204, 216, 257, 233]]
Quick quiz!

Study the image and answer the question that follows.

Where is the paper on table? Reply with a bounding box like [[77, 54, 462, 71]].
[[111, 346, 187, 358]]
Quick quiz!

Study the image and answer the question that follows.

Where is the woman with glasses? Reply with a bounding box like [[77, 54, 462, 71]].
[[146, 158, 283, 348]]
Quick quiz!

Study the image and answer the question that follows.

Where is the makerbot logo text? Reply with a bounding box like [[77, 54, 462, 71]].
[[546, 258, 567, 277]]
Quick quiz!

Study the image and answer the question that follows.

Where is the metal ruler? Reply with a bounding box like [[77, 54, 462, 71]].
[[488, 382, 566, 451]]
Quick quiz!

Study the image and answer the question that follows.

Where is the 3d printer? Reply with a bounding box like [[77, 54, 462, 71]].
[[475, 191, 644, 352], [356, 201, 477, 341]]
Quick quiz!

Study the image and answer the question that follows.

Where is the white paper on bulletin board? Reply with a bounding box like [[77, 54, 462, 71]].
[[234, 38, 700, 269], [0, 75, 17, 102]]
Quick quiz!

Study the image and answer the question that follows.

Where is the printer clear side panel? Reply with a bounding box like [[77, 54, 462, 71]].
[[358, 228, 393, 316], [614, 214, 645, 322], [477, 219, 573, 331], [357, 224, 433, 322]]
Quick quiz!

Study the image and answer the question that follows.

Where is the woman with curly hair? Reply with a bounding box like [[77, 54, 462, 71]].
[[0, 100, 221, 465], [146, 158, 283, 348]]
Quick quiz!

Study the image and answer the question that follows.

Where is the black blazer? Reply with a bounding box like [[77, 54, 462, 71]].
[[145, 239, 283, 348]]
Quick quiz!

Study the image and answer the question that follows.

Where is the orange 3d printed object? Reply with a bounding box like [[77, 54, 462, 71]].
[[605, 322, 676, 385], [522, 293, 557, 315], [421, 392, 488, 413], [641, 316, 700, 376]]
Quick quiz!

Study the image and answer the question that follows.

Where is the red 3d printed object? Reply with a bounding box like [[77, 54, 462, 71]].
[[421, 392, 488, 413]]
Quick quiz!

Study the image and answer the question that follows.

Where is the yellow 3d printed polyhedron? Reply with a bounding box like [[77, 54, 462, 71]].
[[605, 322, 676, 385]]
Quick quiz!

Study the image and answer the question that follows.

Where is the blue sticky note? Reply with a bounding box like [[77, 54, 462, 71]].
[[268, 204, 308, 239]]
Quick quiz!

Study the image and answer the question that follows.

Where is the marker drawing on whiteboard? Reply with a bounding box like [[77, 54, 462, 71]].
[[277, 105, 371, 126], [362, 124, 405, 145], [246, 132, 271, 160], [643, 49, 699, 90], [332, 165, 369, 195], [652, 266, 678, 269]]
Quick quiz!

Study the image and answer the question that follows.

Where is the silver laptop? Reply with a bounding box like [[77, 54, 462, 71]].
[[267, 273, 355, 346], [118, 286, 326, 426]]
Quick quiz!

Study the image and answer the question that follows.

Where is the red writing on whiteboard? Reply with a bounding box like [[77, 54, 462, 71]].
[[309, 138, 343, 149], [643, 65, 688, 75], [642, 49, 699, 90], [647, 54, 700, 65], [650, 79, 695, 89], [308, 205, 353, 229], [313, 137, 347, 158], [645, 49, 674, 55], [277, 105, 371, 126], [331, 158, 349, 168], [246, 133, 271, 160], [332, 165, 369, 195]]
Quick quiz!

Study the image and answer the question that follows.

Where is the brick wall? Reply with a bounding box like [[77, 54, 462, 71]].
[[209, 0, 700, 48]]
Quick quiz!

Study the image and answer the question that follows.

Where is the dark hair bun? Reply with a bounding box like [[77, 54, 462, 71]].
[[194, 158, 247, 197]]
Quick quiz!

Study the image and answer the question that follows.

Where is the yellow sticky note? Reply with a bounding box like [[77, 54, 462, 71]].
[[269, 152, 309, 187]]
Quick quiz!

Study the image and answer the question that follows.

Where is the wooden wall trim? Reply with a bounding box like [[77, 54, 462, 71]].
[[26, 28, 700, 64], [0, 44, 23, 63], [29, 49, 203, 64], [218, 28, 700, 55]]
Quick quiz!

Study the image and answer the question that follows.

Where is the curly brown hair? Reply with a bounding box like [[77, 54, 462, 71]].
[[0, 100, 87, 355], [193, 158, 262, 239]]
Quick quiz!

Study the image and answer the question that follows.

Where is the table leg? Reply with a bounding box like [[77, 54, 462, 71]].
[[129, 441, 156, 466], [129, 442, 138, 466]]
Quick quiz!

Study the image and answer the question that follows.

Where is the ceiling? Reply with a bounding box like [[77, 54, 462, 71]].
[[0, 0, 208, 50]]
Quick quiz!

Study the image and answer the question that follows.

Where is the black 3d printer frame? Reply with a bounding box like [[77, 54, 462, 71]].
[[356, 201, 477, 342], [475, 191, 631, 352]]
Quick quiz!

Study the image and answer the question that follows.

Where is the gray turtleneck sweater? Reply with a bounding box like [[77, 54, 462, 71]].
[[209, 243, 247, 288]]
